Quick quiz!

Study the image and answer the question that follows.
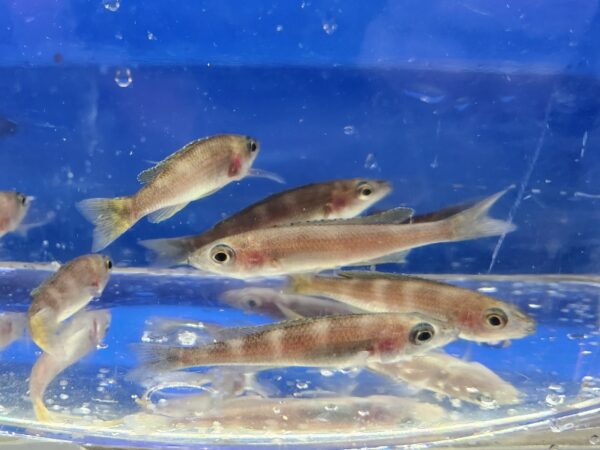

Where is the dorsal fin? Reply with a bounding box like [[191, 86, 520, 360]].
[[137, 137, 209, 184], [337, 271, 453, 288], [288, 207, 414, 227]]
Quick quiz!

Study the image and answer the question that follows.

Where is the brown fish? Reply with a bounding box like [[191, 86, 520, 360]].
[[289, 271, 535, 342], [369, 351, 521, 407], [0, 191, 33, 238], [137, 312, 457, 371], [77, 134, 279, 251], [188, 188, 514, 278], [29, 310, 111, 422], [140, 178, 391, 266], [28, 254, 112, 354]]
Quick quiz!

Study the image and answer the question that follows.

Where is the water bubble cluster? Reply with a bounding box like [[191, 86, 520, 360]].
[[322, 21, 338, 35], [343, 125, 355, 135]]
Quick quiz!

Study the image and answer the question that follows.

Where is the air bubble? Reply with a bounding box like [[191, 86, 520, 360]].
[[320, 369, 334, 377], [357, 409, 370, 417], [276, 25, 283, 32], [114, 68, 133, 88], [103, 0, 120, 12], [590, 434, 599, 445], [364, 153, 379, 170], [324, 404, 338, 411], [147, 31, 157, 40], [343, 125, 355, 135], [59, 393, 69, 400], [322, 21, 337, 35]]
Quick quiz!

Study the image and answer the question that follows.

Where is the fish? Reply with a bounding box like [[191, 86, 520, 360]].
[[288, 271, 535, 342], [28, 254, 112, 354], [139, 178, 392, 266], [136, 312, 458, 372], [0, 191, 34, 238], [77, 134, 280, 251], [369, 351, 521, 408], [125, 394, 446, 432], [219, 287, 360, 320], [0, 312, 27, 351], [187, 188, 515, 278], [29, 309, 111, 422]]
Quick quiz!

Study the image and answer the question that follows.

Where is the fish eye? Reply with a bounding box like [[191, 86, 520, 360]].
[[485, 308, 508, 328], [410, 323, 435, 345], [247, 299, 258, 308], [246, 137, 258, 153], [210, 244, 236, 265], [356, 181, 373, 198], [16, 193, 26, 205], [105, 258, 113, 270]]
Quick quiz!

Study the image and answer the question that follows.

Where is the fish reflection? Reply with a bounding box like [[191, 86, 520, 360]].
[[0, 312, 27, 351], [29, 310, 111, 421], [220, 287, 358, 320], [126, 394, 446, 432], [369, 351, 521, 408]]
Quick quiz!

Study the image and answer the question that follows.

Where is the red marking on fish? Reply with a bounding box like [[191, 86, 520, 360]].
[[228, 155, 242, 177], [373, 338, 399, 354], [244, 250, 265, 267]]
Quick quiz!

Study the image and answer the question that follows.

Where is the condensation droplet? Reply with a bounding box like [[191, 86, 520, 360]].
[[147, 31, 157, 40], [177, 330, 198, 346], [364, 153, 379, 170], [477, 286, 497, 293], [546, 393, 565, 406], [343, 125, 355, 135], [322, 21, 337, 35], [114, 67, 133, 88], [103, 0, 120, 12]]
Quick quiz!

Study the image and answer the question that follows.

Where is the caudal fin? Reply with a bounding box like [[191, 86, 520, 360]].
[[76, 197, 134, 251], [446, 187, 516, 242], [139, 236, 195, 266]]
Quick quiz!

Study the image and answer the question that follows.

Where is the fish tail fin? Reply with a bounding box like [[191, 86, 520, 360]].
[[287, 274, 313, 294], [139, 236, 195, 266], [33, 398, 51, 422], [28, 310, 56, 354], [133, 344, 190, 373], [446, 187, 516, 242], [76, 196, 134, 251]]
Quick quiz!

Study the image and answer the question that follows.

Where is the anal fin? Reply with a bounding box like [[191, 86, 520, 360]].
[[147, 202, 189, 224]]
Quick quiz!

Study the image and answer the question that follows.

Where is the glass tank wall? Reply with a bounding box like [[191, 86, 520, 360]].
[[0, 1, 598, 448]]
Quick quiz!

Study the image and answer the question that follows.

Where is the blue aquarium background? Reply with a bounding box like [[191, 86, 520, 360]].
[[1, 0, 600, 274]]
